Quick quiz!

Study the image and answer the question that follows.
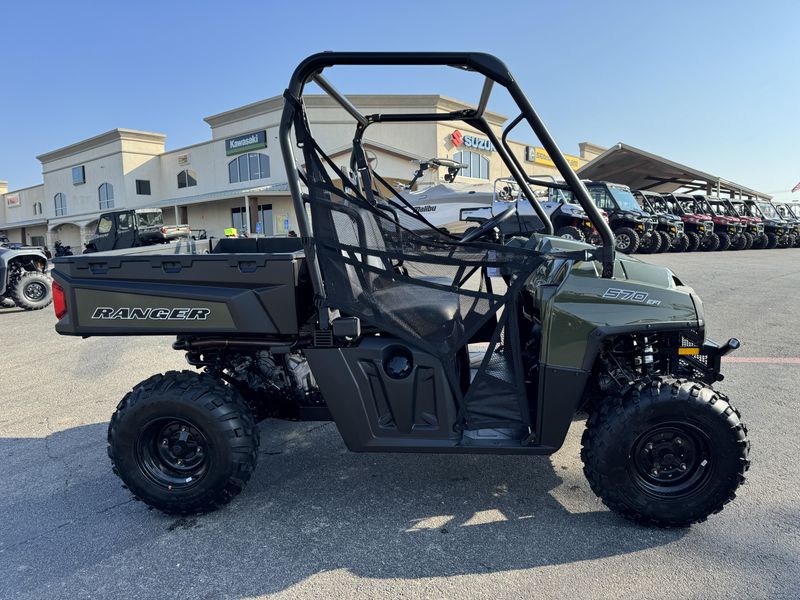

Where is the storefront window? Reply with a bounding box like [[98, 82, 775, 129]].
[[453, 150, 490, 180], [229, 153, 269, 184]]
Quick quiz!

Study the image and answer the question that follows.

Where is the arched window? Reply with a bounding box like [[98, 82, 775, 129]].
[[177, 169, 197, 189], [54, 193, 67, 216], [98, 183, 114, 209], [229, 153, 269, 184], [453, 150, 490, 180]]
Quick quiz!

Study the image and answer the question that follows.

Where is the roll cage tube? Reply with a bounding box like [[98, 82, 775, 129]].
[[279, 51, 616, 288]]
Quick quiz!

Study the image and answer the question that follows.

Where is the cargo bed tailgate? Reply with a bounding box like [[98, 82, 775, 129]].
[[52, 250, 308, 336]]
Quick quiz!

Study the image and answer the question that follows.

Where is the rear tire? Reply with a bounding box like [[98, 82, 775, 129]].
[[11, 271, 52, 310], [614, 227, 640, 254], [701, 233, 720, 251], [686, 232, 701, 252], [716, 232, 731, 251], [555, 225, 584, 241], [581, 377, 749, 527], [108, 370, 259, 515]]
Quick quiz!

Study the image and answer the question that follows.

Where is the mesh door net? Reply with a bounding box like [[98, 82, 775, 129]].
[[293, 107, 545, 430]]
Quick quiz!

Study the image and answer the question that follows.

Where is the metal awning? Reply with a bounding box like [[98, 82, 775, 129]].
[[152, 183, 291, 209], [577, 143, 771, 200]]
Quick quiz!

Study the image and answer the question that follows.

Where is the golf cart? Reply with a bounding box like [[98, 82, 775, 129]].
[[51, 52, 749, 527]]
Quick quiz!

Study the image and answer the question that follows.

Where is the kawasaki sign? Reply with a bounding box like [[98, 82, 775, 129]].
[[451, 130, 495, 152], [225, 130, 267, 156]]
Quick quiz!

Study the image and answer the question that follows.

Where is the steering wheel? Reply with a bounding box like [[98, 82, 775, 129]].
[[461, 205, 518, 243]]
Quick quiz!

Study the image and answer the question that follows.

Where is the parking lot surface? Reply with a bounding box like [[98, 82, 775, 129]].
[[1, 249, 798, 599]]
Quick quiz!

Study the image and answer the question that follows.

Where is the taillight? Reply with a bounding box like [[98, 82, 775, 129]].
[[161, 226, 167, 235], [52, 280, 67, 320]]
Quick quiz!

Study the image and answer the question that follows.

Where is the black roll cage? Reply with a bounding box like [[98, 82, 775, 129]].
[[279, 52, 616, 308]]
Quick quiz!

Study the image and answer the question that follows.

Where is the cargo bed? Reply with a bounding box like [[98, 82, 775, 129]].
[[52, 237, 312, 337]]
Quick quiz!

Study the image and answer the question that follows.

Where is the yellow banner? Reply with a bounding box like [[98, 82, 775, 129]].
[[526, 146, 582, 170]]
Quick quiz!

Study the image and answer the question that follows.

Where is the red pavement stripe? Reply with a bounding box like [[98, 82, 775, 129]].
[[724, 357, 800, 364]]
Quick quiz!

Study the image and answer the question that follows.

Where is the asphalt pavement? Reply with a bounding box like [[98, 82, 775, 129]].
[[1, 248, 798, 599]]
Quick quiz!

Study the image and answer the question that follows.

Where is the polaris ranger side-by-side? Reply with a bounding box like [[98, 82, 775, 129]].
[[0, 245, 52, 310], [51, 52, 749, 527], [83, 208, 191, 253]]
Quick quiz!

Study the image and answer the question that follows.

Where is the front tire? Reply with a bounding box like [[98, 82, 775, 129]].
[[701, 233, 720, 251], [765, 232, 779, 249], [686, 232, 701, 252], [614, 227, 640, 254], [716, 232, 731, 251], [639, 232, 662, 254], [672, 233, 690, 252], [742, 232, 754, 250], [108, 371, 260, 515], [11, 271, 52, 310], [581, 377, 749, 527], [657, 231, 672, 253]]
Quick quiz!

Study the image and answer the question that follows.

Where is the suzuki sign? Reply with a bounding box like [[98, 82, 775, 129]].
[[451, 130, 495, 152]]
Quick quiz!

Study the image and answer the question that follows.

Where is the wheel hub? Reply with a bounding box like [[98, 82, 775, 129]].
[[137, 418, 209, 488], [631, 424, 711, 497], [24, 281, 46, 301]]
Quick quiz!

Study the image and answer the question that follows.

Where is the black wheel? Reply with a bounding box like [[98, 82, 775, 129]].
[[701, 233, 720, 251], [672, 233, 690, 252], [638, 232, 662, 254], [614, 227, 640, 254], [554, 225, 584, 241], [785, 234, 797, 249], [11, 271, 52, 310], [108, 370, 259, 515], [730, 234, 745, 250], [581, 377, 749, 527], [657, 231, 672, 253], [765, 232, 779, 249], [741, 232, 754, 250], [716, 232, 731, 251], [686, 232, 701, 252], [752, 233, 768, 249]]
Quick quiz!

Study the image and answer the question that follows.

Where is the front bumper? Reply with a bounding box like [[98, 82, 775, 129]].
[[672, 333, 740, 384]]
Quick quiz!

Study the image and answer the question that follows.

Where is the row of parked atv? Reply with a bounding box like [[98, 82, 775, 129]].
[[567, 183, 800, 255]]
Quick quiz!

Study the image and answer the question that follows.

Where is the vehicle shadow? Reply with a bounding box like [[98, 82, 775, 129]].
[[0, 420, 686, 598]]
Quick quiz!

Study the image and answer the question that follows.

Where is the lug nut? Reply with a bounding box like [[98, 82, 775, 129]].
[[674, 438, 683, 446], [680, 463, 687, 471], [645, 443, 654, 451], [162, 439, 169, 446]]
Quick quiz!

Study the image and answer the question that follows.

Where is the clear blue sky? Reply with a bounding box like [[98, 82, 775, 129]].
[[1, 0, 798, 199]]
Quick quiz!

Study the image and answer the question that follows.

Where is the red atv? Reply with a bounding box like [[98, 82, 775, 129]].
[[713, 198, 762, 249], [693, 195, 747, 250], [663, 194, 715, 251]]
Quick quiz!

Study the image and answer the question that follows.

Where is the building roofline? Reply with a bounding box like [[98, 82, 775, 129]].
[[204, 94, 508, 129], [3, 183, 44, 195], [36, 128, 167, 164]]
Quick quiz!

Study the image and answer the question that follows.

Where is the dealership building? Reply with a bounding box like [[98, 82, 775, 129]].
[[0, 94, 605, 249], [0, 93, 772, 249]]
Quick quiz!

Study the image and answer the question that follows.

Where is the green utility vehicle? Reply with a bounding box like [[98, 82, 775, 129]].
[[51, 53, 749, 527]]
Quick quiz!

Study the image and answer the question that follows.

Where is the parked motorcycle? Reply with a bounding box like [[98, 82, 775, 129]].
[[54, 240, 73, 257]]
